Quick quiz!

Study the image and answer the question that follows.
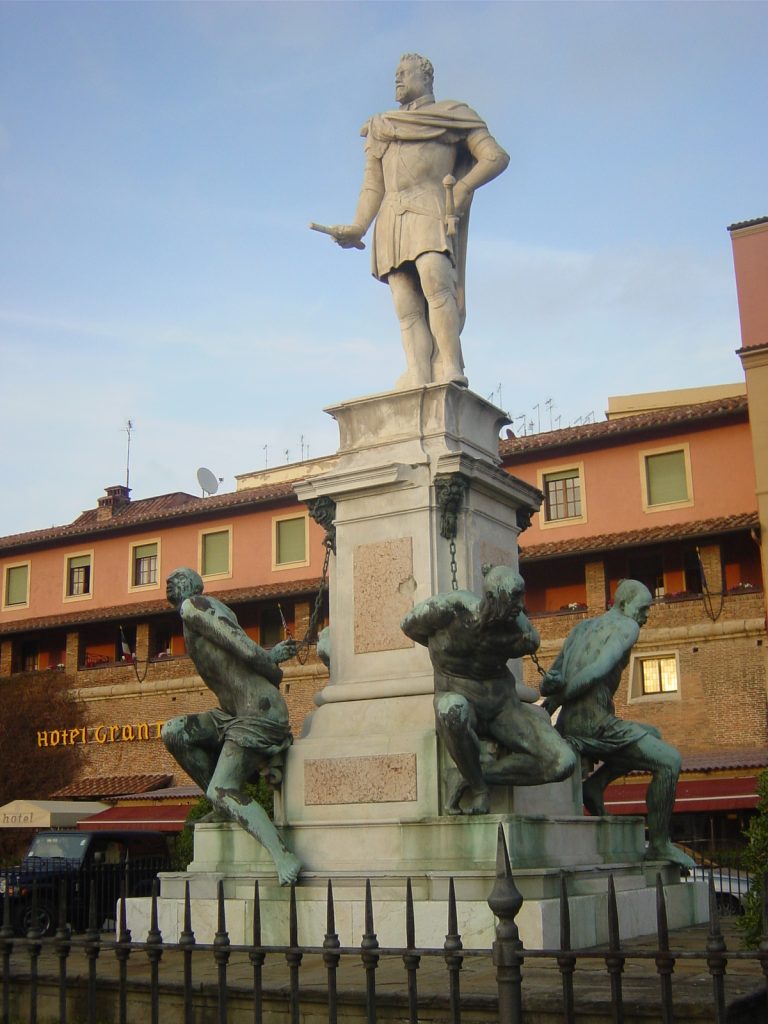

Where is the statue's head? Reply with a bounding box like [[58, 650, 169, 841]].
[[166, 567, 204, 609], [395, 53, 434, 106], [613, 579, 652, 627], [478, 564, 525, 625]]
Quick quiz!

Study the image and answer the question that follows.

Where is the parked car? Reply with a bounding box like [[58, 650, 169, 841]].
[[683, 863, 752, 916], [0, 830, 171, 936]]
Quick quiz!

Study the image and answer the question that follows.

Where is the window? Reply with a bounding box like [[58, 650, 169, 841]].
[[200, 528, 231, 578], [640, 444, 693, 512], [65, 553, 92, 598], [640, 657, 678, 694], [628, 651, 680, 702], [537, 464, 586, 529], [131, 541, 159, 588], [544, 470, 581, 521], [3, 563, 29, 608], [273, 515, 309, 568]]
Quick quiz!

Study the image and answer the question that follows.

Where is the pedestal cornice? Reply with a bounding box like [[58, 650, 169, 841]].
[[322, 383, 511, 470]]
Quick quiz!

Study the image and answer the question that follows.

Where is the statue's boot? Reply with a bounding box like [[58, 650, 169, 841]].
[[645, 841, 696, 870]]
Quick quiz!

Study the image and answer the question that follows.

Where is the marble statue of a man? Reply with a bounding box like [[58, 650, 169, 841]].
[[161, 568, 301, 885], [317, 53, 509, 390], [540, 579, 694, 869]]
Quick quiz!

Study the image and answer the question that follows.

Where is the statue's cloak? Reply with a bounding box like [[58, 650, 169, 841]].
[[361, 100, 489, 331]]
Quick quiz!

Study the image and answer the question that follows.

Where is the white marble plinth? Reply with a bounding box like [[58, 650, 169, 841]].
[[125, 862, 707, 949], [123, 813, 708, 947]]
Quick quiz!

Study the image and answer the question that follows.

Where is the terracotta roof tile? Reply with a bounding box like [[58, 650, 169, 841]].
[[680, 749, 768, 772], [500, 395, 748, 461], [71, 492, 198, 527], [116, 784, 203, 801], [0, 482, 299, 554], [519, 512, 759, 562], [0, 576, 323, 636], [728, 216, 768, 231], [53, 774, 172, 799]]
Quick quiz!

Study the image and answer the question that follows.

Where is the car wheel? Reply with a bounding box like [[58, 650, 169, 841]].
[[715, 893, 744, 917], [17, 900, 57, 937]]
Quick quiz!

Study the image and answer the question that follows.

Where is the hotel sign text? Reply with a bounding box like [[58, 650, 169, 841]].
[[36, 721, 165, 748]]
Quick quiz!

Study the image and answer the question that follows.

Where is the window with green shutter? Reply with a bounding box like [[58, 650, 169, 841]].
[[5, 564, 29, 606], [276, 517, 306, 565], [645, 450, 688, 506], [202, 530, 230, 576]]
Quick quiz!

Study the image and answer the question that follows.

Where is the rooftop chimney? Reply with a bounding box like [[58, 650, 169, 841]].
[[96, 484, 131, 521]]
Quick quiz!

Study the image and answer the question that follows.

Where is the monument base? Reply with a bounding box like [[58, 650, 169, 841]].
[[126, 817, 708, 948]]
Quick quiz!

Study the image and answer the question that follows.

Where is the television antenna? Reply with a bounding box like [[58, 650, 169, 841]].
[[197, 467, 220, 497], [124, 419, 133, 489]]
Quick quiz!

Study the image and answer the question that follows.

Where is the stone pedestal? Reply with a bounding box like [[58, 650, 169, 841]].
[[286, 383, 544, 826], [126, 385, 708, 946]]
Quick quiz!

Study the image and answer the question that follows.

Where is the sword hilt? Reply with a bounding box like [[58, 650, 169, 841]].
[[443, 175, 458, 238]]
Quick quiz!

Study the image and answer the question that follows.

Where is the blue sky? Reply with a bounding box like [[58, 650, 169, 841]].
[[1, 0, 765, 536]]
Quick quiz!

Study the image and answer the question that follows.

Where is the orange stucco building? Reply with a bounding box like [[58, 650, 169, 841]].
[[730, 216, 768, 596], [0, 481, 331, 814]]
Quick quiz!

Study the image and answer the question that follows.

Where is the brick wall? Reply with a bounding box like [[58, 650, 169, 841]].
[[0, 639, 11, 678], [20, 650, 329, 788], [523, 589, 768, 758], [585, 560, 607, 612]]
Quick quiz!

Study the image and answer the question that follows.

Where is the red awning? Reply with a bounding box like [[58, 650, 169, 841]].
[[77, 804, 191, 832], [604, 776, 760, 815]]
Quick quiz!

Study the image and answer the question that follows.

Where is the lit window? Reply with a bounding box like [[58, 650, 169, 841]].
[[641, 445, 693, 511], [4, 563, 29, 608], [628, 652, 680, 702], [66, 554, 92, 597], [543, 469, 582, 522], [641, 657, 678, 694], [201, 529, 231, 577], [274, 516, 308, 567], [133, 543, 158, 587]]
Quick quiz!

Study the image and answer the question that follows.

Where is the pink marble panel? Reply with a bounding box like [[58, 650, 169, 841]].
[[353, 538, 415, 653], [304, 753, 418, 804]]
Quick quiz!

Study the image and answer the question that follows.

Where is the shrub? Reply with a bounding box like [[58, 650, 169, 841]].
[[737, 769, 768, 948]]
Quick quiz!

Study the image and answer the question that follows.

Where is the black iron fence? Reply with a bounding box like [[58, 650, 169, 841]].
[[2, 827, 767, 1024]]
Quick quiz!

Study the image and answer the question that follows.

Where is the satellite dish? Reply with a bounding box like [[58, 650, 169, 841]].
[[197, 467, 219, 496]]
